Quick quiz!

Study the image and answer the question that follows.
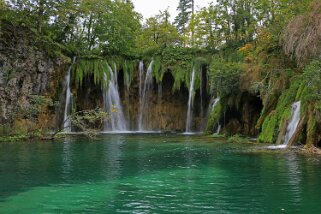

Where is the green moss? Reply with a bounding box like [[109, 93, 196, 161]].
[[258, 113, 278, 143], [143, 47, 210, 92], [152, 57, 164, 84], [228, 135, 248, 143], [211, 133, 226, 138], [72, 58, 138, 89], [0, 124, 11, 136], [278, 107, 291, 128], [306, 115, 316, 147], [0, 135, 28, 142], [72, 59, 108, 88], [258, 60, 321, 144], [123, 60, 135, 88], [205, 101, 222, 134]]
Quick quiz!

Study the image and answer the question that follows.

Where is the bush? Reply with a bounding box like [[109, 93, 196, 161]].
[[228, 135, 248, 143]]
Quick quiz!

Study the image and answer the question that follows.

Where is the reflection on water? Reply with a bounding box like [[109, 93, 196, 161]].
[[103, 135, 124, 180], [62, 141, 73, 182], [0, 135, 321, 213], [285, 153, 302, 204]]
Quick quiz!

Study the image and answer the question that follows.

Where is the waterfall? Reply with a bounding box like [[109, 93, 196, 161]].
[[63, 66, 72, 132], [63, 57, 76, 132], [138, 60, 154, 131], [202, 97, 220, 133], [200, 67, 204, 119], [210, 98, 220, 112], [268, 101, 301, 149], [185, 68, 196, 133], [216, 124, 222, 134], [103, 65, 127, 132], [139, 61, 144, 100], [283, 101, 301, 146], [125, 73, 131, 130]]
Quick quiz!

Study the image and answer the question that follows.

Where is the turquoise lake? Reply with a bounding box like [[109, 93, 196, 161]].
[[0, 134, 321, 213]]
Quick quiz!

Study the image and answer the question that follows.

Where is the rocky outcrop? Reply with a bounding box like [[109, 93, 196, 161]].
[[0, 22, 67, 133], [126, 80, 190, 131]]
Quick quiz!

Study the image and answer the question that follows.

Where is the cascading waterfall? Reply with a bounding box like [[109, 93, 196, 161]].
[[124, 72, 131, 129], [210, 98, 220, 113], [139, 61, 144, 99], [200, 67, 204, 119], [283, 101, 301, 146], [185, 68, 196, 133], [138, 60, 154, 131], [137, 61, 144, 130], [63, 57, 76, 132], [202, 97, 220, 133], [63, 66, 72, 132], [216, 124, 222, 134], [62, 59, 213, 133], [268, 101, 301, 149], [103, 65, 127, 132]]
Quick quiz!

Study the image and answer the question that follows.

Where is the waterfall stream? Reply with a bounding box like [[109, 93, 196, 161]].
[[63, 65, 72, 132], [185, 68, 196, 133], [63, 57, 76, 132], [139, 61, 144, 100], [268, 101, 301, 149], [283, 101, 301, 146], [103, 65, 127, 132], [202, 97, 220, 133], [200, 67, 204, 119], [124, 65, 131, 129], [138, 61, 154, 131]]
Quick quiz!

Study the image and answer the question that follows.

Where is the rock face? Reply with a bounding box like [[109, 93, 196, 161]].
[[124, 74, 191, 131], [0, 22, 67, 132], [220, 92, 263, 137]]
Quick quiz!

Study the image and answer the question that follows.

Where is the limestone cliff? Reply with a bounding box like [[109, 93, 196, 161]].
[[0, 22, 67, 134]]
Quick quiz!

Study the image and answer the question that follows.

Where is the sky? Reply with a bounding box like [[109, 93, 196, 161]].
[[132, 0, 211, 22]]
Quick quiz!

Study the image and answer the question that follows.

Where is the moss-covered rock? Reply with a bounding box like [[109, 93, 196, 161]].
[[205, 101, 222, 134], [258, 60, 321, 146]]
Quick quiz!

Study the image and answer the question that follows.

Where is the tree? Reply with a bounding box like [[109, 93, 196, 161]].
[[51, 108, 109, 139], [0, 0, 5, 9], [2, 0, 141, 57], [136, 9, 180, 51], [174, 0, 194, 46], [191, 4, 221, 49]]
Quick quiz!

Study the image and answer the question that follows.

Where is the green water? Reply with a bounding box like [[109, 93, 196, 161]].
[[0, 134, 321, 213]]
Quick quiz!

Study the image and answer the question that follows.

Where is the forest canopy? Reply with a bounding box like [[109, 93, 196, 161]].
[[0, 0, 317, 61]]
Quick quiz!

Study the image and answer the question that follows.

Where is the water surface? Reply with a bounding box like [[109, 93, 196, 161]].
[[0, 134, 321, 213]]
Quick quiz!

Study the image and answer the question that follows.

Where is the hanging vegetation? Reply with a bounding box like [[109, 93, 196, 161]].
[[282, 1, 321, 66], [72, 58, 137, 89], [258, 60, 321, 144]]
